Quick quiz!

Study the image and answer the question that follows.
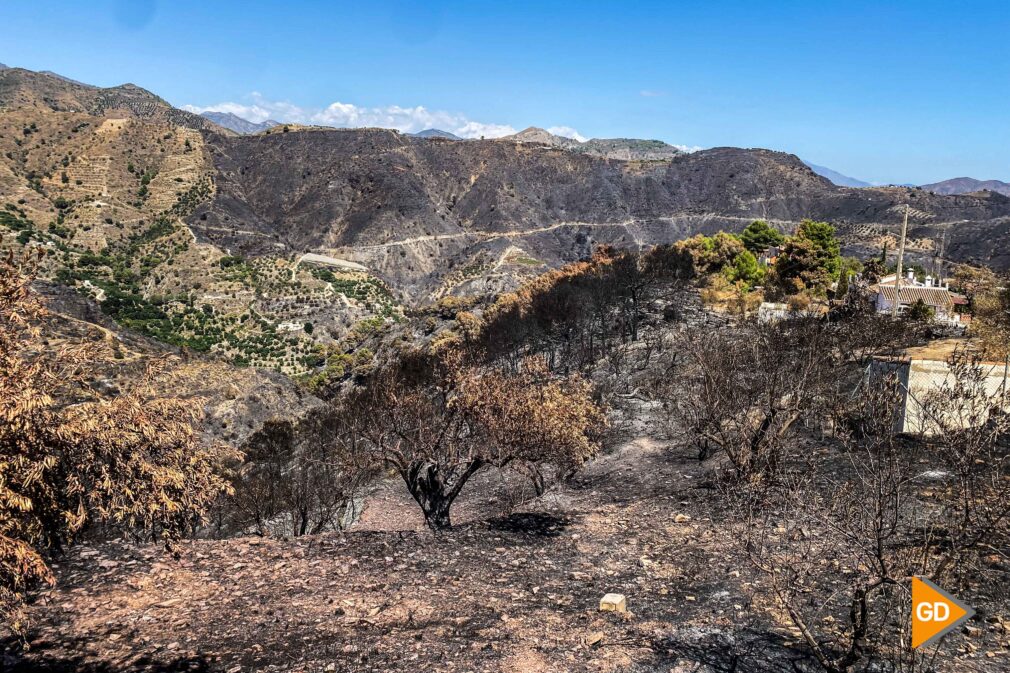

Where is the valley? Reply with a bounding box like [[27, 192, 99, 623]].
[[4, 64, 1010, 368], [3, 61, 1010, 673]]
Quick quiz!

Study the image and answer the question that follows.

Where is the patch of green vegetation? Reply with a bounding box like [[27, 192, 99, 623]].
[[459, 261, 491, 279], [170, 179, 212, 217], [512, 256, 544, 266], [309, 266, 400, 318], [295, 307, 398, 392], [1, 204, 70, 250], [61, 225, 319, 371], [0, 205, 33, 232]]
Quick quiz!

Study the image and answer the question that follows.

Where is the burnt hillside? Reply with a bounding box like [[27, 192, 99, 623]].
[[192, 129, 1010, 300]]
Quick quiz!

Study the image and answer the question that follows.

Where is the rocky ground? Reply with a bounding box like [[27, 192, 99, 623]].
[[4, 403, 1009, 672]]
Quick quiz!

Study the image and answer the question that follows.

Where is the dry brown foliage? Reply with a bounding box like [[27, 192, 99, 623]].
[[971, 280, 1010, 361], [338, 349, 605, 530], [0, 246, 236, 639]]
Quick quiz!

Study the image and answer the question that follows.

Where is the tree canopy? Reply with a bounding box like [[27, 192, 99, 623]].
[[739, 220, 785, 254], [773, 220, 842, 293], [338, 348, 604, 530]]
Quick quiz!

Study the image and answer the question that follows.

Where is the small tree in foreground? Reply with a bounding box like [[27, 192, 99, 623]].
[[339, 349, 604, 530], [0, 247, 235, 639]]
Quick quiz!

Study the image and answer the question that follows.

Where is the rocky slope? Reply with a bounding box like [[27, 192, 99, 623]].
[[38, 280, 325, 449], [7, 404, 1007, 673], [0, 67, 225, 133]]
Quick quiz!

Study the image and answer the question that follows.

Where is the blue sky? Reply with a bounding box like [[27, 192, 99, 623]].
[[3, 0, 1009, 184]]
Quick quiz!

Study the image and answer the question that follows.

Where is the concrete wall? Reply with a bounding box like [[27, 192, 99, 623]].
[[869, 358, 1009, 435]]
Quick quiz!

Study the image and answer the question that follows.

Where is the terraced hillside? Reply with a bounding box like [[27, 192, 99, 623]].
[[0, 68, 403, 376]]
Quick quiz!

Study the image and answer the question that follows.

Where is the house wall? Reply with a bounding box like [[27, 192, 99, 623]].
[[867, 358, 1009, 435], [903, 358, 1008, 434], [873, 291, 955, 321], [875, 292, 893, 314]]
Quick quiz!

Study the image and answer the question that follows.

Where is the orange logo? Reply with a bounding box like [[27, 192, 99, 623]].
[[911, 577, 974, 650]]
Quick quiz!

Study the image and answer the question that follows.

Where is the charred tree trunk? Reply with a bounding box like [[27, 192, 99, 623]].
[[401, 459, 485, 532]]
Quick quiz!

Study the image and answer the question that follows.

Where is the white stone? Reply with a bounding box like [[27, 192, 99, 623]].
[[599, 593, 627, 613]]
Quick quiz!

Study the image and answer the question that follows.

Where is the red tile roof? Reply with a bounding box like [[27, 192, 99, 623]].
[[876, 285, 955, 308]]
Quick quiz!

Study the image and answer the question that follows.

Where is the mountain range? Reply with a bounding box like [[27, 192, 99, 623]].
[[921, 176, 1010, 197], [192, 106, 1010, 196], [803, 161, 872, 188], [3, 64, 1010, 359]]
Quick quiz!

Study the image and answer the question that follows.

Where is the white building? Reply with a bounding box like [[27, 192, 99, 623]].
[[871, 271, 966, 325], [870, 340, 1009, 435]]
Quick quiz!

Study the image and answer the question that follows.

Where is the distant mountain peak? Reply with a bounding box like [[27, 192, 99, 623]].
[[199, 111, 280, 135], [503, 127, 683, 160], [510, 127, 568, 143], [802, 161, 871, 188], [411, 129, 462, 140], [920, 177, 1010, 197]]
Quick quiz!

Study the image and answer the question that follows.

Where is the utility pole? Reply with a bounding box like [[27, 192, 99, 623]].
[[893, 203, 910, 318]]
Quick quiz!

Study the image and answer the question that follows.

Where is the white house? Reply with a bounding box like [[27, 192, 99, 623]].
[[871, 271, 966, 324]]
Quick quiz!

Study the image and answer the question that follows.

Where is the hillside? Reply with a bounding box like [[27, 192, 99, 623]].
[[192, 128, 1010, 301], [0, 68, 404, 376], [0, 67, 225, 132], [4, 65, 1010, 373], [7, 317, 1008, 672], [1, 436, 801, 673], [38, 280, 325, 449]]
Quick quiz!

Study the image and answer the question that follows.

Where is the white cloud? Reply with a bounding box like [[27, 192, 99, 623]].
[[673, 144, 703, 153], [454, 120, 519, 139], [183, 94, 700, 150], [640, 89, 665, 97], [546, 126, 588, 142], [183, 93, 517, 139]]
